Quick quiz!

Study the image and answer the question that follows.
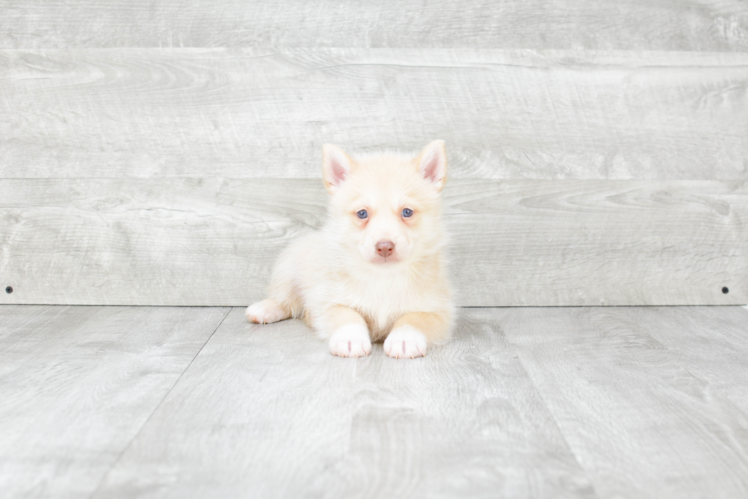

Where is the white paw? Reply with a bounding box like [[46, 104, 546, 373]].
[[329, 324, 372, 358], [246, 299, 287, 324], [384, 326, 427, 359]]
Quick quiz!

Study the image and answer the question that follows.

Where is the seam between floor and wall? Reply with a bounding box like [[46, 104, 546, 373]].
[[461, 304, 748, 309], [87, 306, 232, 498]]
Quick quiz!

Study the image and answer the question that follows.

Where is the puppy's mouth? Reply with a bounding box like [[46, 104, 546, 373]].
[[370, 255, 401, 264]]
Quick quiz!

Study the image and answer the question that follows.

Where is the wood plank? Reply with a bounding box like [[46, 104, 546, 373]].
[[614, 306, 748, 414], [1, 0, 746, 51], [447, 179, 748, 306], [1, 178, 745, 307], [2, 49, 747, 180], [0, 305, 230, 498], [93, 307, 594, 498], [497, 307, 748, 497]]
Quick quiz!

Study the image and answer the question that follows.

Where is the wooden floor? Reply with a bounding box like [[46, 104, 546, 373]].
[[2, 305, 748, 498]]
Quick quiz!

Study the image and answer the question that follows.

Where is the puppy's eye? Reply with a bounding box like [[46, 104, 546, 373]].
[[402, 208, 414, 218], [356, 209, 368, 219]]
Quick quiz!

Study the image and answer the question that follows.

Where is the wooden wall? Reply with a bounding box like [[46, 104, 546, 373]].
[[1, 1, 746, 306]]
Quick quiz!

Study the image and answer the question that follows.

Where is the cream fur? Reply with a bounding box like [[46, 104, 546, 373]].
[[246, 140, 455, 358]]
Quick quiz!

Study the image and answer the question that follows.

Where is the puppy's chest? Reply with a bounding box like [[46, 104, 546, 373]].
[[343, 274, 420, 330]]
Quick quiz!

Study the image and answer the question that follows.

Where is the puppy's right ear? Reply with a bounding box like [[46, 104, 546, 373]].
[[322, 144, 352, 194]]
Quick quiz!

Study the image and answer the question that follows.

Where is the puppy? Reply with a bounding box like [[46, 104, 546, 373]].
[[246, 141, 454, 359]]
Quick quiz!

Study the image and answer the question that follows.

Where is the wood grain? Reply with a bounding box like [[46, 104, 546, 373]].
[[497, 306, 748, 497], [614, 306, 748, 415], [93, 307, 594, 498], [0, 304, 229, 498], [2, 49, 747, 180], [1, 0, 747, 51], [3, 305, 747, 497], [1, 178, 745, 307]]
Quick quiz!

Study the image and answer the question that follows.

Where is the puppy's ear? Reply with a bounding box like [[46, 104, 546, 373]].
[[417, 140, 447, 191], [322, 144, 353, 194]]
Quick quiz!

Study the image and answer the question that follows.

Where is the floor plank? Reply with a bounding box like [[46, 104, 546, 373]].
[[94, 308, 594, 498], [497, 307, 748, 497], [617, 306, 748, 415], [2, 49, 747, 180], [2, 179, 745, 307], [3, 305, 747, 497], [0, 305, 229, 498], [1, 0, 746, 51]]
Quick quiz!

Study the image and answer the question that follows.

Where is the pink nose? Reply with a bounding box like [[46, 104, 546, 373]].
[[376, 240, 395, 258]]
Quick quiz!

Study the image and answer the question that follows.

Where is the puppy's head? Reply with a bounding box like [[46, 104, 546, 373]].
[[321, 140, 447, 266]]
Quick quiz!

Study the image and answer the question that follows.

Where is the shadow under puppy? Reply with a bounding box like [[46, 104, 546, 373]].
[[247, 141, 454, 359]]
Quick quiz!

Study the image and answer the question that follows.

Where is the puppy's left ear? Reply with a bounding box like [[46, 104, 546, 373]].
[[417, 140, 447, 192]]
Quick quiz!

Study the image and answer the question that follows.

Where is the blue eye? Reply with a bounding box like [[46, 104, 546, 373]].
[[402, 208, 413, 218], [356, 209, 368, 219]]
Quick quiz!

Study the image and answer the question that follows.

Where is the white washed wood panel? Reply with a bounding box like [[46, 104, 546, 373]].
[[2, 49, 747, 180], [496, 307, 748, 497], [0, 305, 229, 498], [1, 0, 747, 51], [1, 179, 745, 306], [611, 306, 748, 415], [94, 308, 594, 498]]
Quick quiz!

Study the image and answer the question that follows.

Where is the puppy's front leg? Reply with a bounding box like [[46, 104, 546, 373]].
[[385, 312, 450, 359], [324, 305, 372, 358]]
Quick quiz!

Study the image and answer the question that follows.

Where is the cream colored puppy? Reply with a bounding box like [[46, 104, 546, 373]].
[[246, 141, 454, 359]]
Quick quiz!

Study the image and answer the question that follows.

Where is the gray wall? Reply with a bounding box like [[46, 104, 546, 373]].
[[1, 1, 746, 306]]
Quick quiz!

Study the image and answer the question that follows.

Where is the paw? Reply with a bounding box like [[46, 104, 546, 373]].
[[384, 326, 427, 359], [246, 299, 288, 324], [329, 324, 371, 358]]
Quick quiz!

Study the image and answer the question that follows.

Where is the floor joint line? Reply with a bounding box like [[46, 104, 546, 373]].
[[87, 306, 232, 497]]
